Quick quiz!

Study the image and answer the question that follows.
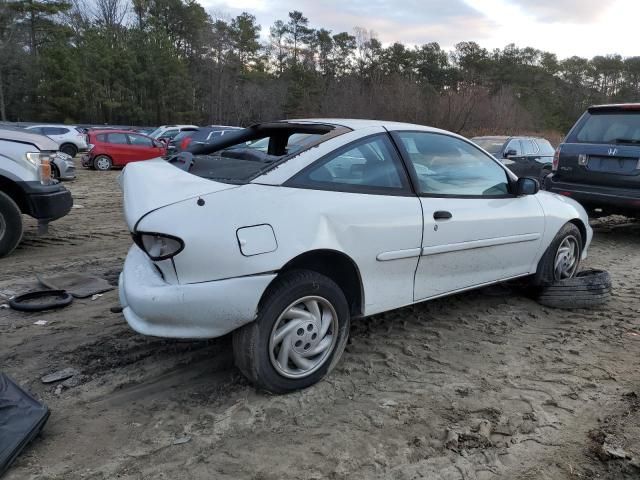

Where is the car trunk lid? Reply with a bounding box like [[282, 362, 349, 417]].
[[121, 158, 239, 230], [556, 142, 640, 188]]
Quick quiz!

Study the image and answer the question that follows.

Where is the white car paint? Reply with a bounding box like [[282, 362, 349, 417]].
[[148, 125, 199, 140], [119, 119, 592, 339], [24, 125, 88, 152]]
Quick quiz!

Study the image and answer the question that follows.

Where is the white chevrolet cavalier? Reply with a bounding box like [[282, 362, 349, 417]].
[[119, 119, 592, 393]]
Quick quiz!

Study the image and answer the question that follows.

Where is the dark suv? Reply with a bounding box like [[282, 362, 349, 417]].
[[545, 104, 640, 217], [471, 136, 555, 181]]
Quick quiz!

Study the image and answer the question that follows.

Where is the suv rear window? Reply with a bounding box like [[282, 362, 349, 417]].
[[570, 112, 640, 144], [535, 139, 555, 155]]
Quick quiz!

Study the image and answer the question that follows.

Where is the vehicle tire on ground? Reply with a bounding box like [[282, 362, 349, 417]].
[[539, 166, 552, 184], [60, 143, 77, 157], [529, 222, 583, 288], [0, 190, 23, 258], [537, 269, 611, 309], [9, 289, 74, 312], [93, 155, 112, 171], [233, 269, 350, 394]]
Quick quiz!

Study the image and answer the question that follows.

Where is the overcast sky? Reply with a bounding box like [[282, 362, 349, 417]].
[[202, 0, 638, 58]]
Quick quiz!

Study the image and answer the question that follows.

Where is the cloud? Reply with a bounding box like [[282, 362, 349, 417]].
[[204, 0, 497, 47], [507, 0, 611, 22]]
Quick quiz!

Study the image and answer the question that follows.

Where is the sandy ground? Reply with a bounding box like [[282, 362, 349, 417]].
[[1, 165, 639, 480]]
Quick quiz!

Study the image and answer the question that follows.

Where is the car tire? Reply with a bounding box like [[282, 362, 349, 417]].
[[93, 155, 112, 171], [233, 269, 350, 394], [529, 222, 583, 288], [537, 269, 611, 309], [60, 144, 77, 157], [0, 191, 23, 258], [539, 166, 552, 184]]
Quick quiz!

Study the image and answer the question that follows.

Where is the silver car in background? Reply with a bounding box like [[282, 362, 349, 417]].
[[51, 152, 76, 180]]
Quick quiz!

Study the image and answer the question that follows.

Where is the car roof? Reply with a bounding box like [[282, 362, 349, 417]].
[[0, 125, 59, 150], [26, 124, 76, 129], [91, 129, 149, 135], [472, 135, 548, 141], [286, 118, 465, 135], [588, 103, 640, 112]]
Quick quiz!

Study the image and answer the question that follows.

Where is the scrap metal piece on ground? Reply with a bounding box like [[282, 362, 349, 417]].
[[37, 273, 115, 299], [0, 373, 50, 477], [41, 368, 78, 384]]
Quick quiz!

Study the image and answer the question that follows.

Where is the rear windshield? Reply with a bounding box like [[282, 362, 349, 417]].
[[170, 124, 348, 184], [570, 112, 640, 144], [472, 138, 505, 155]]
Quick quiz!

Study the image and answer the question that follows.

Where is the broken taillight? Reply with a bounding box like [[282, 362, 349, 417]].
[[552, 146, 561, 171], [180, 136, 192, 150]]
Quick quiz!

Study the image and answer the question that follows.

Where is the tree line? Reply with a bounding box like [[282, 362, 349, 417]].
[[1, 0, 639, 136]]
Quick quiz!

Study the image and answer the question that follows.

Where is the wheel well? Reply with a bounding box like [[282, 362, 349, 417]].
[[569, 219, 587, 247], [276, 250, 364, 317], [0, 175, 28, 213], [60, 142, 77, 152]]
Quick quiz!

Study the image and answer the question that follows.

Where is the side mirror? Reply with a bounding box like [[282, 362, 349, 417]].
[[516, 177, 539, 196], [504, 149, 518, 158], [154, 140, 164, 148]]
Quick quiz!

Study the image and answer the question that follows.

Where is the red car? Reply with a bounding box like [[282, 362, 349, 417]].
[[81, 130, 166, 171]]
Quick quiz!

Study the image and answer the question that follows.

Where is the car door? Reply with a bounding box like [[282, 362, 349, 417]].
[[500, 138, 527, 176], [105, 132, 131, 166], [127, 133, 160, 162], [520, 138, 545, 177], [285, 132, 423, 315], [390, 131, 545, 300]]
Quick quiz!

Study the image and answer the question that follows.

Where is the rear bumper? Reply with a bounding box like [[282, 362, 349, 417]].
[[17, 181, 73, 221], [545, 174, 640, 212], [119, 245, 276, 339]]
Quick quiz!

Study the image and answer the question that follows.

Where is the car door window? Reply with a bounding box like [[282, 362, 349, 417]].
[[107, 133, 129, 144], [522, 139, 537, 155], [127, 134, 153, 147], [159, 129, 179, 139], [394, 131, 510, 197], [505, 139, 523, 156], [289, 134, 410, 194]]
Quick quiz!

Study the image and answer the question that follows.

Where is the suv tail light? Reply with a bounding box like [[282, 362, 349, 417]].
[[180, 136, 192, 150], [552, 146, 561, 171], [26, 152, 54, 185], [132, 232, 184, 261]]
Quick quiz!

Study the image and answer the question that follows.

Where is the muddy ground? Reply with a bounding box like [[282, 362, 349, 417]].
[[1, 165, 639, 480]]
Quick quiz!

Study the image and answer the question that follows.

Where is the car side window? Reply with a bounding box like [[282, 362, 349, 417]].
[[127, 134, 153, 147], [522, 139, 537, 155], [535, 139, 555, 155], [394, 131, 510, 197], [289, 134, 410, 194], [96, 134, 107, 142], [28, 127, 44, 134], [160, 129, 178, 139], [107, 133, 129, 144], [505, 139, 523, 156]]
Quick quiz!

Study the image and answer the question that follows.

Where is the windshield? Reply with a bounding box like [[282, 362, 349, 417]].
[[572, 112, 640, 144], [148, 127, 164, 138], [472, 138, 505, 155]]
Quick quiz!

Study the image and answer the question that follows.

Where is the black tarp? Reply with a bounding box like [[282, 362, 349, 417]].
[[0, 373, 50, 477]]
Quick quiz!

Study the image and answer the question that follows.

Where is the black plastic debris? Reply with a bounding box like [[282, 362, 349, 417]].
[[0, 373, 50, 477]]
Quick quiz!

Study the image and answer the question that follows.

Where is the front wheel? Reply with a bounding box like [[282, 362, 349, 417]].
[[233, 270, 350, 394], [0, 191, 23, 258], [529, 222, 583, 288]]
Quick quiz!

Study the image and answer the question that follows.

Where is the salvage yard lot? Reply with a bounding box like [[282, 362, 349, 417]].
[[1, 166, 639, 479]]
